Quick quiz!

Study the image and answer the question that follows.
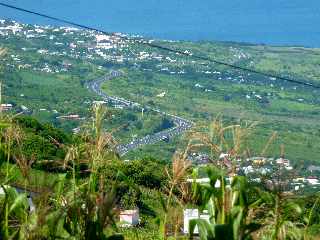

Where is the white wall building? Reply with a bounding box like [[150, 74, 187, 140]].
[[306, 177, 320, 185], [119, 209, 139, 227], [183, 209, 210, 234]]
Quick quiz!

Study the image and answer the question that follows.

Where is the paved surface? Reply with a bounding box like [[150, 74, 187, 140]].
[[86, 71, 193, 156]]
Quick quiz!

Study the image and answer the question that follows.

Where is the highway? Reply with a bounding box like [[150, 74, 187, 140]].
[[86, 70, 193, 156]]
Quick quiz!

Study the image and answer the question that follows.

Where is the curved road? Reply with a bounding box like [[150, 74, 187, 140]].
[[86, 70, 193, 156]]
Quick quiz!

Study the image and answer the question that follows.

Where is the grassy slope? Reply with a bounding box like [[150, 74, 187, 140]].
[[2, 28, 320, 163], [101, 42, 320, 163]]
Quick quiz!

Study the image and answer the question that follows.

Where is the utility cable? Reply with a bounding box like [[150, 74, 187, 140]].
[[0, 2, 319, 89]]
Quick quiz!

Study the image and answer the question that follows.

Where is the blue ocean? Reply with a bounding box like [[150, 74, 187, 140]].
[[0, 0, 320, 47]]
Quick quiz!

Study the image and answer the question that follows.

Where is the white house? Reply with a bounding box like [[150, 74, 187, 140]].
[[183, 209, 210, 234], [157, 91, 166, 98], [187, 178, 222, 188], [306, 177, 320, 185], [119, 209, 139, 227], [183, 209, 199, 234], [0, 104, 13, 111], [243, 165, 254, 174], [276, 158, 291, 168]]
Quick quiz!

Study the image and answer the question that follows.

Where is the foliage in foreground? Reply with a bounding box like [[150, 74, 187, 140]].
[[0, 110, 320, 239]]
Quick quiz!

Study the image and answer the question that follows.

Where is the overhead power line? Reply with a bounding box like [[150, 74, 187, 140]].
[[0, 2, 319, 89]]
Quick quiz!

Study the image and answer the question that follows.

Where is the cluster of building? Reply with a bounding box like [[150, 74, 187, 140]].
[[242, 156, 320, 190], [188, 152, 320, 192], [0, 19, 238, 80], [2, 18, 299, 107], [0, 20, 167, 73], [180, 155, 320, 235], [119, 154, 320, 235]]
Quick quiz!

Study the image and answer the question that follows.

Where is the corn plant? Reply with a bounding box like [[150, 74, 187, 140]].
[[256, 192, 303, 240], [43, 103, 123, 239], [303, 196, 320, 240], [160, 143, 192, 239], [189, 118, 256, 173], [0, 102, 125, 239], [189, 166, 263, 240]]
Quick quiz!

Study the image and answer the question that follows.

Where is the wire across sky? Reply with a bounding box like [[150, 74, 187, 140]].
[[0, 2, 319, 89]]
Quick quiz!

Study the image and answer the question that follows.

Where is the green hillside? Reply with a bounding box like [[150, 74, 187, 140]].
[[0, 20, 319, 163]]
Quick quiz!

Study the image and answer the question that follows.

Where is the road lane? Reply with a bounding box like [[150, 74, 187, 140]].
[[86, 71, 193, 156]]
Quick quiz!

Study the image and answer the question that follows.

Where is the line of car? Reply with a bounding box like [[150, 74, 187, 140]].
[[86, 71, 193, 156]]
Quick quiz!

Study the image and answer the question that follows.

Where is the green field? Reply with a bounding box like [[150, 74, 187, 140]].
[[1, 22, 320, 163], [100, 44, 320, 163]]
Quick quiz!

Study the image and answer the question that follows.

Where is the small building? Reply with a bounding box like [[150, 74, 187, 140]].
[[114, 104, 124, 109], [72, 127, 81, 134], [251, 178, 261, 183], [219, 153, 230, 160], [243, 165, 254, 174], [187, 178, 210, 184], [93, 100, 107, 105], [183, 209, 210, 234], [0, 186, 35, 212], [276, 158, 291, 168], [292, 182, 304, 191], [308, 165, 320, 173], [253, 158, 266, 165], [157, 91, 166, 98], [293, 177, 305, 182], [188, 153, 211, 165], [57, 114, 81, 120], [306, 177, 320, 185], [119, 209, 139, 227], [0, 103, 13, 111], [183, 209, 199, 234], [187, 178, 222, 188]]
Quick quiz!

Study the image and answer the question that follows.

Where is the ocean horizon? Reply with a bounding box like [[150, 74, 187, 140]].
[[0, 0, 319, 47]]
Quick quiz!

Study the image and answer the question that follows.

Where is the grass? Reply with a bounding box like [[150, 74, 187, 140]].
[[101, 65, 320, 163]]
